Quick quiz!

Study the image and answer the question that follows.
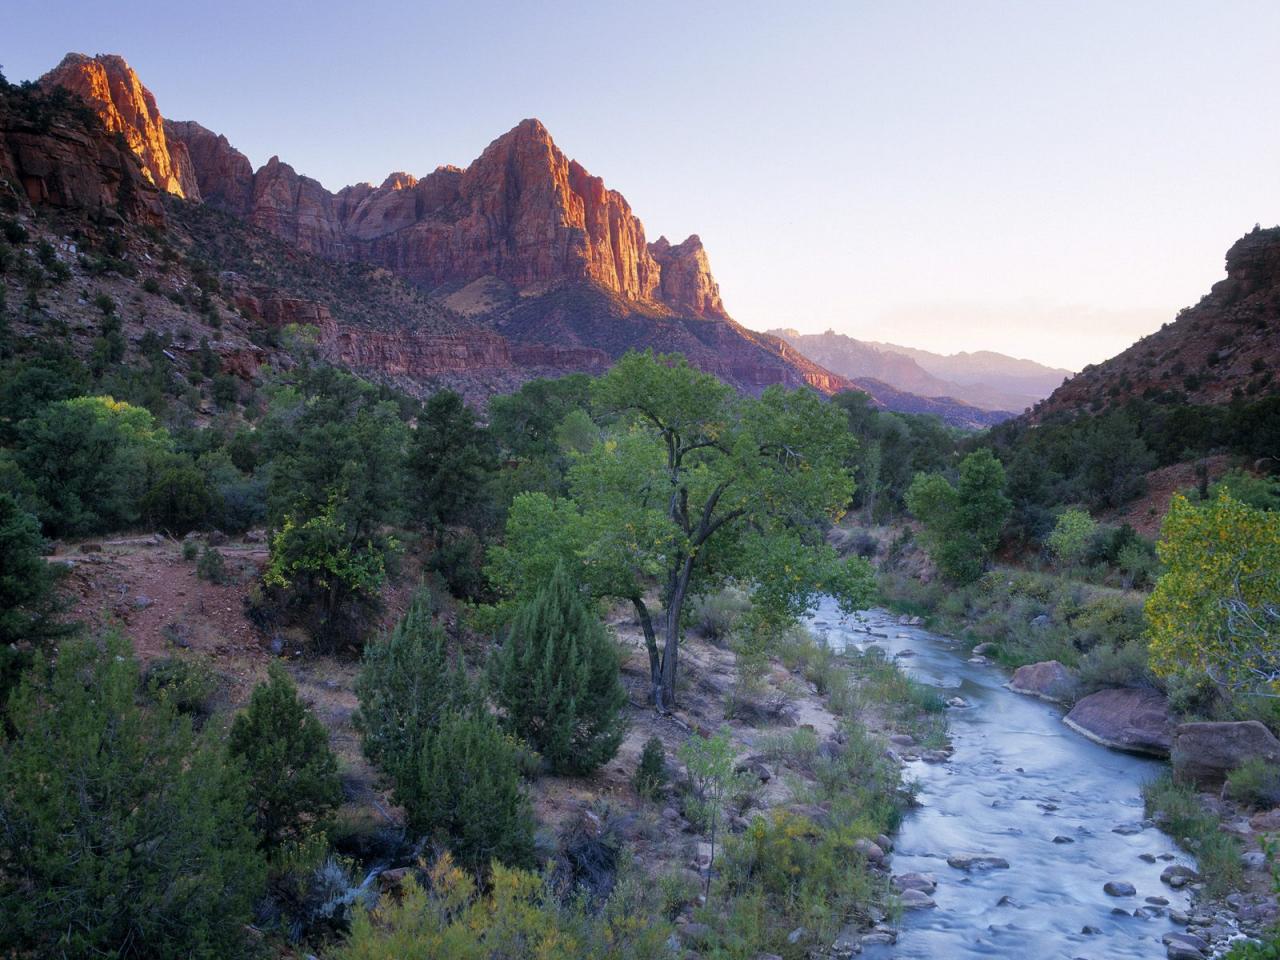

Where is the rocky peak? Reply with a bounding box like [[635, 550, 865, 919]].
[[164, 119, 253, 214], [39, 52, 199, 201], [380, 171, 417, 190], [649, 234, 727, 319]]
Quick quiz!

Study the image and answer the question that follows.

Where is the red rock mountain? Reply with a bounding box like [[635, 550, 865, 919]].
[[38, 53, 199, 201], [0, 77, 164, 225], [164, 116, 729, 320], [1033, 226, 1280, 419], [32, 51, 1009, 424]]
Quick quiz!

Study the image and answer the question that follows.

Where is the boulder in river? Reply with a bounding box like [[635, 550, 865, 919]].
[[1062, 688, 1173, 757], [1162, 931, 1209, 959], [946, 854, 1010, 871], [893, 872, 937, 893], [900, 888, 936, 909], [1160, 864, 1198, 888], [1007, 660, 1079, 704], [1171, 720, 1280, 787], [1104, 880, 1137, 897]]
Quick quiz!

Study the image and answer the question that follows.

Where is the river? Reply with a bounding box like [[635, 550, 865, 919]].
[[809, 601, 1197, 959]]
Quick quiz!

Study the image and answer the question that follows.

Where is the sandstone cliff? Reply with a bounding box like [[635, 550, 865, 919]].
[[650, 234, 726, 319], [163, 119, 253, 214], [39, 53, 198, 200], [0, 80, 164, 224], [165, 115, 731, 320]]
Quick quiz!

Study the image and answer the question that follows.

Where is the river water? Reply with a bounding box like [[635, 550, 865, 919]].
[[808, 600, 1197, 959]]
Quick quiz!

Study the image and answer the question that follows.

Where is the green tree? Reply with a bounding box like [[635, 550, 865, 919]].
[[264, 496, 393, 647], [0, 633, 265, 958], [488, 373, 595, 504], [260, 371, 409, 644], [140, 458, 218, 534], [1078, 412, 1155, 509], [415, 710, 536, 873], [228, 663, 343, 849], [1147, 492, 1280, 696], [906, 448, 1011, 584], [408, 389, 494, 538], [489, 352, 875, 709], [13, 395, 170, 535], [489, 562, 628, 775], [1046, 507, 1097, 570], [0, 492, 68, 702], [354, 589, 474, 806]]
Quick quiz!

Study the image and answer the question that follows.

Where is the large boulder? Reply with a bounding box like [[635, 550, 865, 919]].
[[1063, 688, 1173, 757], [1171, 721, 1280, 787], [1008, 660, 1079, 704]]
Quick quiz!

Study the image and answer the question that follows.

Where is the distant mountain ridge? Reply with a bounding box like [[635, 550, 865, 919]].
[[769, 329, 1070, 414]]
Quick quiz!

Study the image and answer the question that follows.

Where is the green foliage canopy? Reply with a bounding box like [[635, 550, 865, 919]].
[[1147, 492, 1280, 695], [488, 562, 628, 775], [489, 351, 875, 707], [0, 633, 265, 958], [228, 662, 343, 849], [906, 448, 1011, 584]]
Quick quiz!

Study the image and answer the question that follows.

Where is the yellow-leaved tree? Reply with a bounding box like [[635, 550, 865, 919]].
[[1146, 492, 1280, 695]]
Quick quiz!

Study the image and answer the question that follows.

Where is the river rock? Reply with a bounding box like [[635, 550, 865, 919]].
[[1104, 880, 1137, 897], [893, 872, 937, 893], [947, 854, 1010, 871], [1242, 850, 1268, 871], [900, 888, 936, 909], [1171, 721, 1280, 786], [1161, 864, 1199, 888], [854, 838, 885, 862], [972, 642, 996, 655], [1063, 688, 1173, 756], [1007, 660, 1079, 704], [1163, 931, 1209, 959]]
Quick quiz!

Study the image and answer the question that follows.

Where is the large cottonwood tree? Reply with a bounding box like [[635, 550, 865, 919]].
[[488, 351, 874, 709]]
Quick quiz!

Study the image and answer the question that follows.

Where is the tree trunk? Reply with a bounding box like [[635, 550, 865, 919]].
[[632, 596, 663, 709], [660, 557, 694, 706]]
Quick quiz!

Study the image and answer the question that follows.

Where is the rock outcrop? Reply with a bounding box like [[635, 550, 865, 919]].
[[163, 120, 253, 214], [248, 156, 347, 258], [39, 53, 198, 200], [1063, 688, 1174, 756], [1171, 721, 1280, 787], [649, 235, 726, 319], [1007, 660, 1079, 704], [0, 82, 164, 224], [315, 317, 610, 381]]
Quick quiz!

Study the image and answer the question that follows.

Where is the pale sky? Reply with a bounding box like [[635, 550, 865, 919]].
[[9, 0, 1280, 370]]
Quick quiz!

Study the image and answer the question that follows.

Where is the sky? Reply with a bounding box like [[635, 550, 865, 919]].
[[8, 0, 1280, 371]]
